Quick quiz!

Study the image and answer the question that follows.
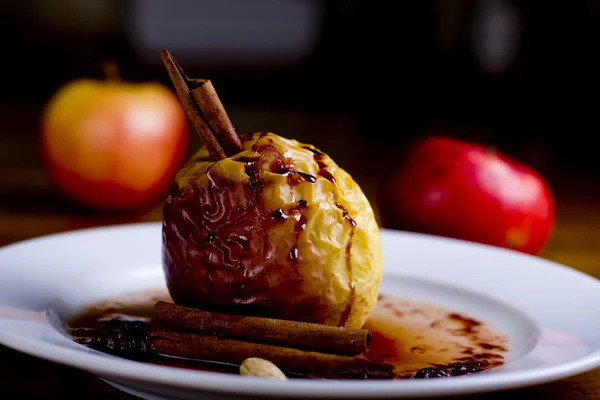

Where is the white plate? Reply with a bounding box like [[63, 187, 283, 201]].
[[0, 223, 599, 399]]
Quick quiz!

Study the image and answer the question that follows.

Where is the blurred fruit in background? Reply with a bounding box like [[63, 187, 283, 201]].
[[40, 62, 190, 211], [378, 136, 555, 255]]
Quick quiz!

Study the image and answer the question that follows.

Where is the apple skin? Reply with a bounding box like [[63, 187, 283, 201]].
[[378, 136, 555, 255], [41, 78, 190, 211]]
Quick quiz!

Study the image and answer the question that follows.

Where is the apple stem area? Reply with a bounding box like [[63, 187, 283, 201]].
[[103, 60, 120, 82]]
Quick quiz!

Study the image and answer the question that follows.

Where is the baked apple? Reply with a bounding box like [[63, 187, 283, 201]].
[[162, 132, 383, 328]]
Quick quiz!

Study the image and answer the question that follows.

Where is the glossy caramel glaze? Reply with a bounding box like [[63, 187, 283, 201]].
[[162, 133, 383, 328]]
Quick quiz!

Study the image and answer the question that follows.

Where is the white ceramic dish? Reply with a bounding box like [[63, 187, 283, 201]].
[[0, 222, 599, 399]]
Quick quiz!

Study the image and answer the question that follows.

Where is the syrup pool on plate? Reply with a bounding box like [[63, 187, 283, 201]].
[[66, 289, 508, 380]]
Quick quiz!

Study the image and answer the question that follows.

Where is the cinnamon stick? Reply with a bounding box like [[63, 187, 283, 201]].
[[154, 301, 370, 356], [159, 48, 243, 160], [190, 80, 243, 157], [150, 329, 394, 379]]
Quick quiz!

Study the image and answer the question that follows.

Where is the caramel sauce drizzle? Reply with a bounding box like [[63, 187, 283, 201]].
[[302, 145, 357, 327]]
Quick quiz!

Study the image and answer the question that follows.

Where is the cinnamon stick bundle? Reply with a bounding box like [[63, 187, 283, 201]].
[[160, 48, 243, 160], [154, 301, 370, 356], [149, 329, 393, 379]]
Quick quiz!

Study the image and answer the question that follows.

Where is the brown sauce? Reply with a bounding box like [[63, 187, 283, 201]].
[[302, 144, 358, 327], [67, 290, 507, 380], [317, 169, 336, 183]]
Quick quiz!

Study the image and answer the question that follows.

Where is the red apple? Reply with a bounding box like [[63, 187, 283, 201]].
[[41, 74, 190, 211], [378, 136, 555, 255]]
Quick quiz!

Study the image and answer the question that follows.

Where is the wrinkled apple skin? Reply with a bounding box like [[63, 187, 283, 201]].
[[162, 133, 383, 328]]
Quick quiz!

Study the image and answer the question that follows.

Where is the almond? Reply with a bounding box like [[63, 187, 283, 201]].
[[240, 357, 287, 380]]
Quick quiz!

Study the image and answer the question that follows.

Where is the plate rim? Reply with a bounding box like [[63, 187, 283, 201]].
[[1, 222, 600, 398]]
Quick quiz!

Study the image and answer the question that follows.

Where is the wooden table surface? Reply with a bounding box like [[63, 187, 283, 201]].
[[1, 106, 600, 399]]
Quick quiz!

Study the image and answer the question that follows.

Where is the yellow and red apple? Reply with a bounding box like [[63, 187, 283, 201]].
[[41, 74, 190, 211]]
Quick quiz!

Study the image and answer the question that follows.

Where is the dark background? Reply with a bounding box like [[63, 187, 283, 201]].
[[1, 0, 599, 219]]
